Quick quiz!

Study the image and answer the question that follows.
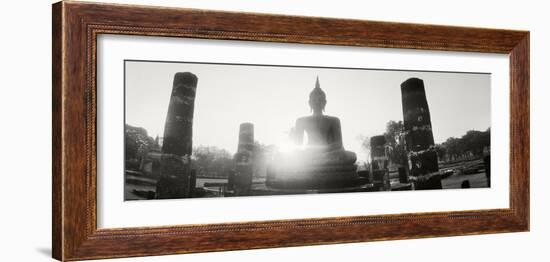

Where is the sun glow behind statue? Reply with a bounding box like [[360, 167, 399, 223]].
[[276, 142, 299, 154], [275, 130, 308, 153], [272, 133, 320, 174]]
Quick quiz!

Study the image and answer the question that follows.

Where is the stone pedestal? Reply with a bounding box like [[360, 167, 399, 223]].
[[266, 147, 362, 190], [156, 72, 198, 199], [266, 162, 361, 190]]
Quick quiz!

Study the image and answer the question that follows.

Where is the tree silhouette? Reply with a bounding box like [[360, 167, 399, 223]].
[[125, 124, 158, 170], [383, 120, 408, 166], [192, 146, 233, 177], [438, 128, 490, 161]]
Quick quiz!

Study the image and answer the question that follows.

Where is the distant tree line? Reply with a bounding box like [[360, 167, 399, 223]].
[[125, 124, 159, 170], [191, 146, 233, 177], [435, 128, 490, 162], [191, 143, 275, 178], [360, 120, 490, 165]]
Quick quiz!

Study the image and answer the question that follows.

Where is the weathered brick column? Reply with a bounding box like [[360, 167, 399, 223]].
[[234, 123, 254, 196], [156, 72, 198, 199], [401, 77, 441, 190]]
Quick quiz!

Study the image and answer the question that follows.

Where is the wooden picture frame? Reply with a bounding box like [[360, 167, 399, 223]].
[[52, 1, 529, 261]]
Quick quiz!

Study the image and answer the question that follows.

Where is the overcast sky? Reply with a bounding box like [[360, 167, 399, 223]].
[[125, 60, 490, 161]]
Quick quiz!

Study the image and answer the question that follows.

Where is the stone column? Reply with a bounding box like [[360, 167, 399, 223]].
[[398, 167, 408, 183], [484, 155, 491, 187], [188, 169, 197, 197], [234, 123, 254, 196], [401, 78, 441, 190], [156, 72, 198, 199], [370, 135, 386, 164], [401, 78, 435, 151], [227, 170, 236, 191]]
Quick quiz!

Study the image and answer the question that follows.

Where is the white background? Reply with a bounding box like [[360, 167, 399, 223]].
[[0, 0, 546, 261], [98, 35, 508, 228]]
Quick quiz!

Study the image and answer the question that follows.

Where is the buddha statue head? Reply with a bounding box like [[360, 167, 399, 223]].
[[309, 76, 327, 115]]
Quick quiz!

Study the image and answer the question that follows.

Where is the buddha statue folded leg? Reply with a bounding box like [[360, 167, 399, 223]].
[[298, 149, 356, 166], [276, 149, 356, 167], [320, 150, 357, 166]]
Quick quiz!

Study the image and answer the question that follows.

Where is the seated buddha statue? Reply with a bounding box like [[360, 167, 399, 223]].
[[290, 77, 357, 165], [266, 77, 360, 190]]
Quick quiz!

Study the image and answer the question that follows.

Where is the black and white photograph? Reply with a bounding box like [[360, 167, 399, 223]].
[[2, 0, 544, 261], [124, 60, 491, 200]]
